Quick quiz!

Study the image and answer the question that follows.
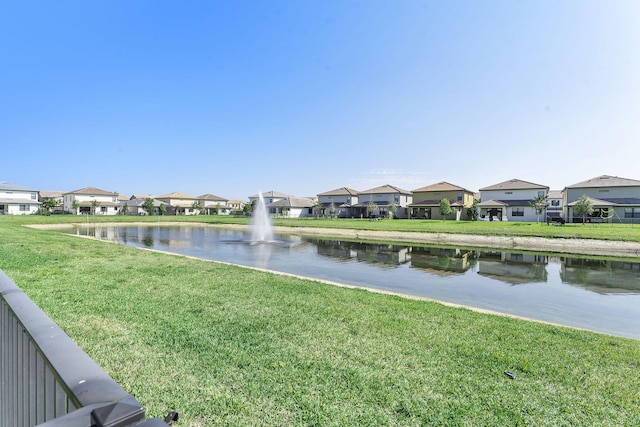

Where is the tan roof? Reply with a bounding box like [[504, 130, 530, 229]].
[[317, 187, 360, 197], [479, 179, 548, 191], [198, 194, 227, 201], [64, 187, 118, 196], [565, 175, 640, 189], [156, 191, 197, 199], [547, 190, 563, 199], [40, 191, 64, 198], [412, 181, 472, 193], [359, 184, 411, 195]]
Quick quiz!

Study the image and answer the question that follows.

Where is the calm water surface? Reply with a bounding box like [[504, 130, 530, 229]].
[[62, 225, 640, 340]]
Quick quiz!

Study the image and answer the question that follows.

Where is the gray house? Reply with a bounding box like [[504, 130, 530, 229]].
[[316, 187, 360, 218], [564, 175, 640, 223]]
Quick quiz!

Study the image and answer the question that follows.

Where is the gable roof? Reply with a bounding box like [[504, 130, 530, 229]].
[[412, 181, 472, 193], [479, 179, 548, 191], [565, 175, 640, 189], [64, 187, 118, 196], [359, 184, 411, 195], [156, 191, 197, 199], [317, 187, 360, 197], [270, 197, 316, 208], [0, 181, 38, 192], [250, 190, 290, 199], [198, 194, 227, 201]]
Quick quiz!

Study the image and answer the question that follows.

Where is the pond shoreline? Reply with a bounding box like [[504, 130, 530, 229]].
[[30, 222, 640, 257]]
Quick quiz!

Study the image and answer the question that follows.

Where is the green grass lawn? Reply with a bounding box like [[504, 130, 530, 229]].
[[1, 216, 640, 426], [9, 213, 640, 242]]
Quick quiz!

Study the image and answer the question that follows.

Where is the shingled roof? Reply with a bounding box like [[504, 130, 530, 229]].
[[565, 175, 640, 189]]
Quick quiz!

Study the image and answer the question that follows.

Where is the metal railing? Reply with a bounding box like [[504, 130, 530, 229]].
[[1, 270, 172, 427]]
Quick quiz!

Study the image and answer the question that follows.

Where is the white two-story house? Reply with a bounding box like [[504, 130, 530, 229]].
[[316, 187, 360, 218], [0, 181, 41, 215], [478, 179, 549, 222], [248, 191, 289, 215], [63, 187, 121, 215]]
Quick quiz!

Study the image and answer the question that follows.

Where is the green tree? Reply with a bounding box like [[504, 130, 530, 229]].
[[366, 200, 377, 218], [388, 197, 398, 219], [72, 199, 80, 215], [159, 203, 167, 216], [121, 203, 129, 216], [439, 198, 452, 220], [467, 199, 480, 221], [41, 198, 60, 215], [574, 195, 594, 224], [329, 201, 336, 219], [90, 199, 101, 215], [142, 197, 155, 216], [191, 201, 203, 215], [529, 194, 550, 223]]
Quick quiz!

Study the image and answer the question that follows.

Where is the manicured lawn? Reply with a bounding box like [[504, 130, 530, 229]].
[[1, 216, 639, 426], [8, 213, 640, 242]]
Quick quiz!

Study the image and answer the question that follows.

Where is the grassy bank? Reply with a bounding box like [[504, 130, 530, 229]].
[[1, 217, 639, 426], [7, 213, 640, 242]]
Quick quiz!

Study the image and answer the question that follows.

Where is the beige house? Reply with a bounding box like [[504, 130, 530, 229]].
[[155, 192, 200, 215], [198, 194, 231, 215], [564, 175, 640, 223], [409, 181, 475, 220], [63, 187, 120, 215]]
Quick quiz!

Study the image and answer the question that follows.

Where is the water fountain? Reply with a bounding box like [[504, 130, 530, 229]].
[[249, 191, 275, 243]]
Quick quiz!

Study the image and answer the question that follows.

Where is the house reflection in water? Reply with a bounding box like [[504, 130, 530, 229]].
[[313, 239, 411, 267], [476, 251, 548, 284], [410, 247, 476, 276], [560, 257, 640, 294]]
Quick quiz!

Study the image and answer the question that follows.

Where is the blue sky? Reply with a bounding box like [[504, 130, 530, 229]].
[[2, 1, 639, 200]]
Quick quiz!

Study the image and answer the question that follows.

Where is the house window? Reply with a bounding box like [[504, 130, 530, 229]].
[[308, 208, 313, 214], [457, 192, 463, 201], [538, 191, 545, 197], [112, 196, 117, 202], [31, 193, 37, 200], [394, 195, 400, 204], [551, 200, 560, 206], [512, 208, 524, 217], [101, 206, 107, 213], [505, 191, 513, 195], [19, 205, 28, 212], [625, 208, 640, 218], [598, 189, 610, 192]]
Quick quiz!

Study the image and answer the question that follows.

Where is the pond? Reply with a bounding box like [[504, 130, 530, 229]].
[[60, 225, 640, 340]]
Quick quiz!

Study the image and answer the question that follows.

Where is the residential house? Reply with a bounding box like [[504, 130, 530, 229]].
[[354, 185, 412, 219], [478, 179, 549, 222], [63, 187, 120, 215], [409, 181, 475, 220], [155, 192, 200, 215], [316, 187, 359, 218], [198, 194, 231, 215], [0, 181, 41, 215], [248, 191, 289, 215], [39, 190, 64, 214], [227, 199, 247, 214], [123, 198, 174, 216], [270, 197, 316, 218], [563, 175, 640, 223], [546, 190, 563, 219]]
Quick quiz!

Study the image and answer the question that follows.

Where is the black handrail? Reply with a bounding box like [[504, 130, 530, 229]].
[[0, 270, 171, 427]]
